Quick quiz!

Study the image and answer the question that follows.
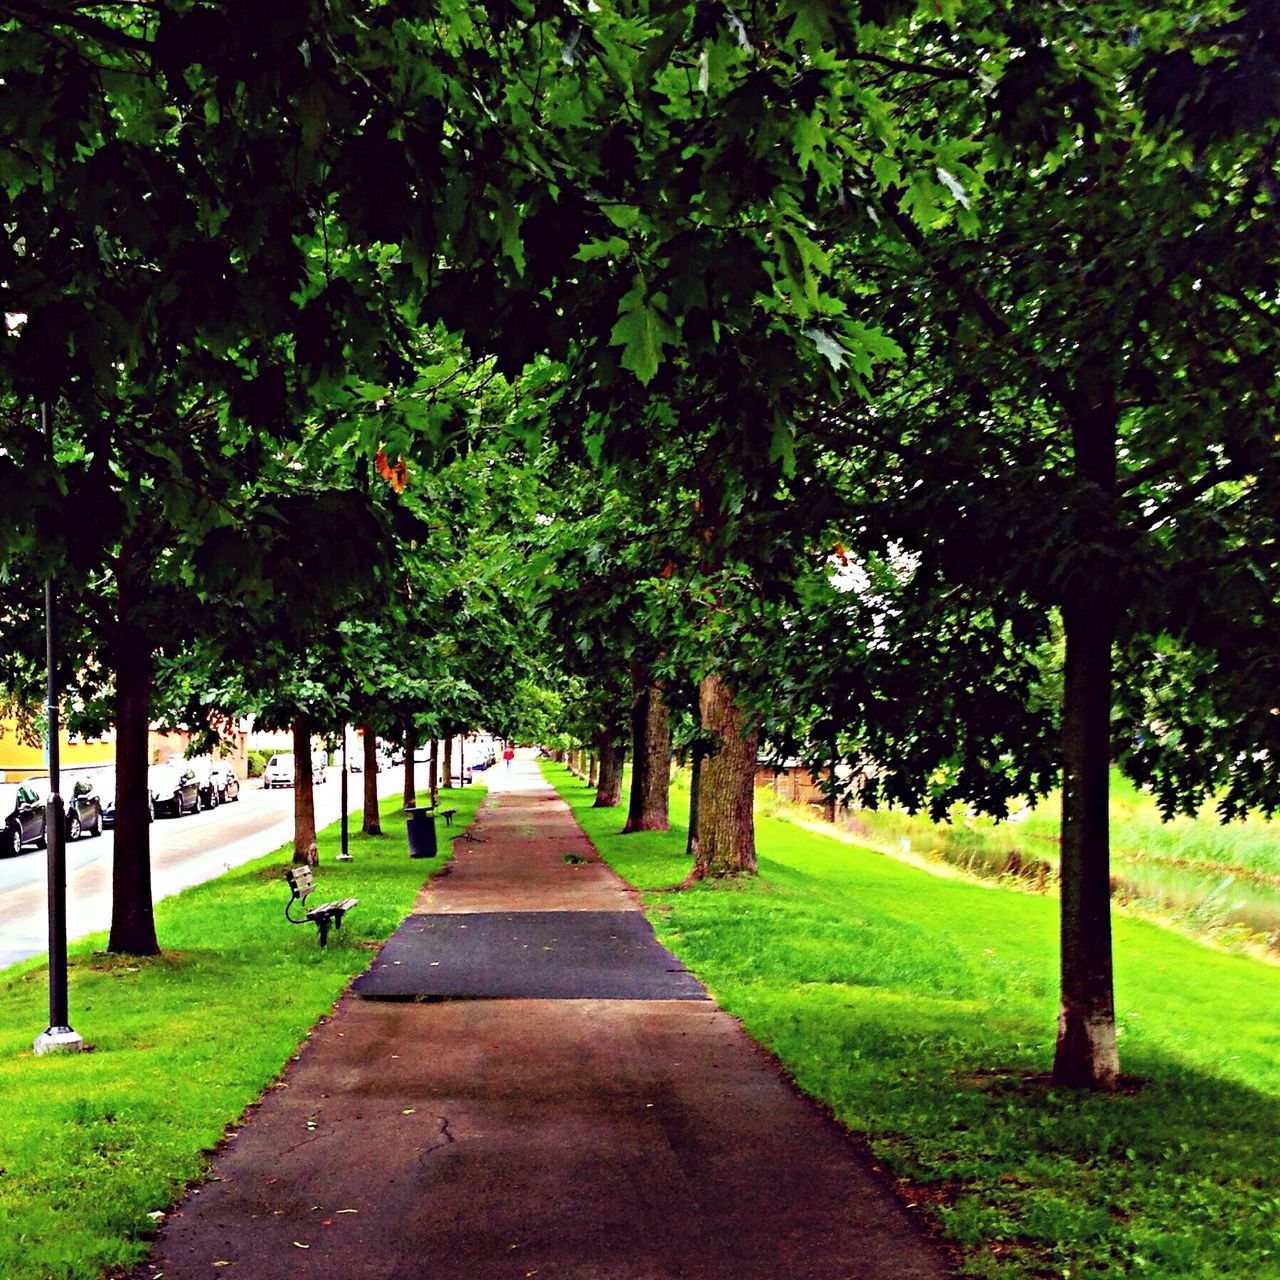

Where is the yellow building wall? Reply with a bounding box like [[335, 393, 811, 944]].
[[0, 718, 114, 780]]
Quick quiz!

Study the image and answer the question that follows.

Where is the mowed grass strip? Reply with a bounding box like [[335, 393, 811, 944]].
[[0, 785, 484, 1280], [544, 762, 1280, 1280]]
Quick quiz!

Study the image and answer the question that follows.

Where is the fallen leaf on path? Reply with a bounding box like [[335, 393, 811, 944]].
[[293, 1241, 310, 1249], [336, 1209, 359, 1214]]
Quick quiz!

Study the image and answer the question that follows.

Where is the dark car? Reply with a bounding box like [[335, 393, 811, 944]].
[[0, 781, 48, 856], [190, 759, 223, 810], [0, 777, 104, 853], [64, 776, 105, 840], [149, 763, 201, 817], [208, 762, 241, 804], [98, 768, 157, 826]]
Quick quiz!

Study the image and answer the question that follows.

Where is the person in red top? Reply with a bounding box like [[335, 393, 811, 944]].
[[502, 744, 515, 770]]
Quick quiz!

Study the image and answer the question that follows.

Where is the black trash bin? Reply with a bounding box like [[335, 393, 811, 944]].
[[405, 807, 438, 858]]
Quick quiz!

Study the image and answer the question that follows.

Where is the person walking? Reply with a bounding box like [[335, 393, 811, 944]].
[[502, 744, 515, 771]]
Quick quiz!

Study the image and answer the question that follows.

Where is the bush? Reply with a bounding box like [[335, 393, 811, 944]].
[[245, 748, 274, 778]]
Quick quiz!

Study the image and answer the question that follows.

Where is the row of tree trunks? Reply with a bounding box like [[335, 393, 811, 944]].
[[587, 752, 598, 788], [292, 713, 318, 865], [623, 665, 671, 832], [594, 729, 624, 807], [686, 673, 758, 880]]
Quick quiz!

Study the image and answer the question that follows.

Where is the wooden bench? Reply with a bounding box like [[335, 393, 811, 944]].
[[440, 807, 458, 827], [284, 866, 357, 948]]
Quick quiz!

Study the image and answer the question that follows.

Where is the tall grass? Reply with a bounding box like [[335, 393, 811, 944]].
[[797, 768, 1280, 950]]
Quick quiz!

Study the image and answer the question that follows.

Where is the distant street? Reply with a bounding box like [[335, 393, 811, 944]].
[[0, 769, 404, 970]]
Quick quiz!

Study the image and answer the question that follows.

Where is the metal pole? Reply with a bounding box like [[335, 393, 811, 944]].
[[337, 732, 351, 860], [35, 401, 83, 1055]]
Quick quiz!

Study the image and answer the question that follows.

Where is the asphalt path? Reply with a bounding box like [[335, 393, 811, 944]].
[[0, 769, 403, 970]]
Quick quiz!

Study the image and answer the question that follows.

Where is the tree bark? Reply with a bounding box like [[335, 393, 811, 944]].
[[587, 752, 597, 788], [443, 734, 454, 789], [108, 604, 159, 956], [623, 667, 671, 832], [686, 739, 704, 858], [687, 674, 758, 879], [594, 729, 624, 807], [292, 713, 318, 865], [429, 737, 439, 795], [403, 723, 416, 809], [361, 726, 381, 835], [1052, 596, 1120, 1089]]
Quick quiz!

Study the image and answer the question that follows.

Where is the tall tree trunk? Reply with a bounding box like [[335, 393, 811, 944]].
[[1052, 597, 1120, 1089], [1052, 403, 1121, 1090], [361, 726, 381, 835], [623, 666, 671, 832], [594, 729, 624, 807], [687, 674, 757, 880], [443, 734, 454, 789], [429, 737, 439, 795], [403, 724, 416, 809], [108, 604, 159, 956], [587, 752, 597, 788], [292, 713, 317, 865]]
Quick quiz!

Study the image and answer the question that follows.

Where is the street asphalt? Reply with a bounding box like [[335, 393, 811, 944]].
[[132, 754, 955, 1280]]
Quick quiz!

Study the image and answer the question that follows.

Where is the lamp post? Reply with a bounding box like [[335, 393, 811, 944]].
[[34, 401, 84, 1055], [337, 730, 351, 861]]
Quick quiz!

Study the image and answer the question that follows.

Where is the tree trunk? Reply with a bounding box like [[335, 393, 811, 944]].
[[686, 739, 704, 858], [687, 674, 757, 879], [1051, 401, 1121, 1089], [443, 734, 454, 789], [108, 607, 159, 956], [429, 737, 439, 795], [361, 726, 381, 835], [587, 752, 597, 788], [292, 713, 318, 865], [623, 667, 671, 832], [594, 729, 624, 807], [403, 724, 416, 809], [1052, 596, 1120, 1089]]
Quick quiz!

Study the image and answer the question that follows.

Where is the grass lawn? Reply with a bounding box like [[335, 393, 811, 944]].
[[0, 785, 484, 1280], [545, 761, 1280, 1280]]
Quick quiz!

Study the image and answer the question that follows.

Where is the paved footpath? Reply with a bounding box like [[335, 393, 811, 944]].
[[135, 754, 954, 1280]]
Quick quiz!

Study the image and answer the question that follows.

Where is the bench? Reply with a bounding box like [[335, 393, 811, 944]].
[[440, 807, 458, 827], [284, 866, 357, 948]]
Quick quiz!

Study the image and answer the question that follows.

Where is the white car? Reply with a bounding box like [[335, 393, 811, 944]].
[[262, 754, 295, 788]]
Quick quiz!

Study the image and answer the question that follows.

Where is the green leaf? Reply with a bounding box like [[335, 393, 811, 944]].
[[610, 277, 676, 385]]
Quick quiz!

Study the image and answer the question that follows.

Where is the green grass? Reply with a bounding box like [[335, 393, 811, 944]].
[[812, 768, 1280, 949], [0, 785, 484, 1280], [545, 761, 1280, 1280]]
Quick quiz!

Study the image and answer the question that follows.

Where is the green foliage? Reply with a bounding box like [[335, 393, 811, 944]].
[[545, 761, 1280, 1280], [0, 786, 484, 1280]]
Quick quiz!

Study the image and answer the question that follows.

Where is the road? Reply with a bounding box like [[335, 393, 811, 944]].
[[0, 769, 404, 970]]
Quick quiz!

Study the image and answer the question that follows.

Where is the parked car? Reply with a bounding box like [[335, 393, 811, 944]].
[[97, 768, 157, 826], [0, 776, 104, 852], [190, 758, 222, 810], [149, 763, 201, 817], [208, 762, 241, 804], [263, 753, 295, 789], [0, 781, 47, 855], [65, 776, 105, 840]]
